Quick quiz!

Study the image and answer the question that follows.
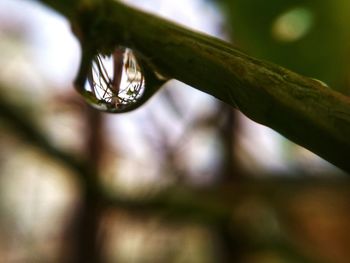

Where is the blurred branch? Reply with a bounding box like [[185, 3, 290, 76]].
[[1, 92, 348, 261], [0, 95, 91, 182], [35, 0, 350, 173], [75, 107, 104, 262], [0, 93, 230, 227], [1, 92, 349, 219]]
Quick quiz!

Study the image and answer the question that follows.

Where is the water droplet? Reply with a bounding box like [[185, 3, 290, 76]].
[[75, 46, 168, 113], [86, 47, 146, 112], [310, 78, 330, 88], [75, 47, 166, 113]]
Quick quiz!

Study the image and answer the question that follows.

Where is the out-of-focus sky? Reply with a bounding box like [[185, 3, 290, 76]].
[[0, 0, 80, 87]]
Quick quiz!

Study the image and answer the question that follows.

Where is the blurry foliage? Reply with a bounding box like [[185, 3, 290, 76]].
[[217, 0, 350, 94]]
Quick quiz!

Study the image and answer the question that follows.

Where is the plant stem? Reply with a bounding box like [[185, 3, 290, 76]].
[[37, 0, 350, 173]]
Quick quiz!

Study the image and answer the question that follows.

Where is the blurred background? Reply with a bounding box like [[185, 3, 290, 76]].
[[0, 0, 350, 262]]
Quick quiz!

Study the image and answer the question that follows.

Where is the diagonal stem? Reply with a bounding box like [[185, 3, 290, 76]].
[[35, 0, 350, 172]]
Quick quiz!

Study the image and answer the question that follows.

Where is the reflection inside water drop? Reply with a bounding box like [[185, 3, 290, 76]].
[[83, 47, 146, 112]]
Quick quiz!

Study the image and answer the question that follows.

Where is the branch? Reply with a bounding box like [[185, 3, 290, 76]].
[[36, 0, 350, 173]]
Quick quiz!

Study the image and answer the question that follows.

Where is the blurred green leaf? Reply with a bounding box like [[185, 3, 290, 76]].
[[218, 0, 350, 93]]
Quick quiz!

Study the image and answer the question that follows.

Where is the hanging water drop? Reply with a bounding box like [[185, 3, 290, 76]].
[[75, 45, 168, 113], [78, 47, 147, 112]]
